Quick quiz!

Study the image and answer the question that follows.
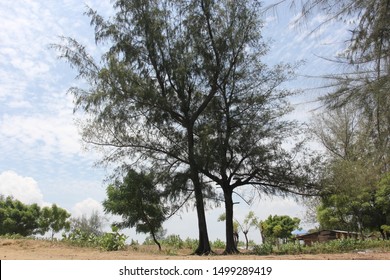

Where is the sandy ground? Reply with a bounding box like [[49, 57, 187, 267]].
[[1, 238, 390, 260]]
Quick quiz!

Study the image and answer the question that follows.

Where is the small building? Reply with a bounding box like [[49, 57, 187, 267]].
[[296, 230, 359, 246]]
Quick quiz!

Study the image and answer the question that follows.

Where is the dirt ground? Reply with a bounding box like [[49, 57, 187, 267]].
[[1, 238, 390, 260]]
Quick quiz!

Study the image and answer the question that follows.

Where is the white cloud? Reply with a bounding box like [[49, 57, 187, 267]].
[[0, 113, 82, 159], [0, 170, 44, 205], [71, 197, 104, 218]]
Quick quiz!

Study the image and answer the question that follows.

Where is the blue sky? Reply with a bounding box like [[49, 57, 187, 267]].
[[0, 0, 350, 243]]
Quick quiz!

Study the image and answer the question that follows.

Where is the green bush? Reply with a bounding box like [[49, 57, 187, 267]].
[[253, 242, 273, 255], [163, 234, 183, 249], [62, 226, 127, 251], [212, 238, 226, 249], [0, 233, 30, 240], [184, 237, 198, 250], [253, 239, 390, 255], [98, 226, 127, 251], [276, 242, 303, 255]]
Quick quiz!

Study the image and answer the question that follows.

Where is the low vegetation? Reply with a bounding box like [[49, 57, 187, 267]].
[[61, 226, 127, 251], [253, 239, 390, 256], [2, 232, 390, 257]]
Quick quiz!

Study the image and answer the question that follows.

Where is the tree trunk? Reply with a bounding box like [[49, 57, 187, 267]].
[[150, 229, 162, 251], [187, 125, 211, 255], [244, 231, 249, 250], [193, 184, 212, 255], [223, 187, 240, 254]]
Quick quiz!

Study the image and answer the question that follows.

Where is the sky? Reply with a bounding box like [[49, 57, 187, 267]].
[[0, 0, 350, 243]]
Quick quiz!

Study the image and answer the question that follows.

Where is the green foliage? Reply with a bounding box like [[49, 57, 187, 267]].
[[39, 204, 71, 239], [253, 242, 273, 255], [98, 226, 127, 251], [62, 228, 98, 247], [260, 215, 301, 244], [62, 226, 127, 251], [0, 196, 41, 236], [376, 173, 390, 231], [304, 0, 390, 241], [253, 239, 390, 255], [103, 169, 167, 249], [183, 237, 198, 250], [0, 233, 32, 240], [53, 0, 315, 255], [311, 106, 390, 237], [162, 234, 184, 249], [143, 235, 198, 250], [0, 196, 71, 238], [211, 239, 226, 249], [315, 168, 390, 236]]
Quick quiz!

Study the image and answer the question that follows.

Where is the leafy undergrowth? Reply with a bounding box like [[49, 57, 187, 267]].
[[2, 233, 390, 257], [253, 239, 390, 255]]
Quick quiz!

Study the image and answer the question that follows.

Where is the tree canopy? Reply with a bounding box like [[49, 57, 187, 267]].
[[0, 196, 70, 238], [56, 0, 313, 254], [260, 214, 301, 245], [39, 204, 71, 240], [0, 196, 41, 236], [103, 169, 168, 250]]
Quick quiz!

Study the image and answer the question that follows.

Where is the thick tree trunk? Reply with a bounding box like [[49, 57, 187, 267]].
[[187, 125, 211, 255], [223, 187, 240, 254], [193, 184, 212, 255]]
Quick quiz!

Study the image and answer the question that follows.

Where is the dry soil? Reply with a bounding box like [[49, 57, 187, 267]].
[[1, 238, 390, 260]]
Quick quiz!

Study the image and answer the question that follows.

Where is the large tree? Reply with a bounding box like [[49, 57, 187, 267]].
[[310, 104, 390, 237], [194, 54, 320, 253], [54, 0, 263, 254], [292, 0, 390, 170]]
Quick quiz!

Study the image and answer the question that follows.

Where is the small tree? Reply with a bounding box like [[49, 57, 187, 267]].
[[218, 211, 258, 250], [103, 169, 167, 251], [259, 215, 301, 245], [39, 204, 71, 240], [69, 210, 107, 236], [218, 213, 240, 248]]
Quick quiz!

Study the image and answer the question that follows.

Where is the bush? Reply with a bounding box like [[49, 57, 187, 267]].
[[0, 233, 29, 240], [184, 237, 198, 250], [253, 242, 273, 255], [276, 242, 303, 255], [212, 238, 226, 249], [253, 239, 390, 255], [163, 234, 183, 249], [98, 226, 127, 251], [62, 226, 127, 251]]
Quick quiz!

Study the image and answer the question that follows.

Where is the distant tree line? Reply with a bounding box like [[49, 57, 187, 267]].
[[0, 196, 113, 241]]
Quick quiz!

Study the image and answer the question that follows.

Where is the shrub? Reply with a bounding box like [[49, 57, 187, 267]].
[[98, 226, 127, 251], [163, 234, 183, 249], [253, 239, 390, 255], [277, 242, 303, 255], [62, 226, 127, 251], [253, 242, 273, 255], [184, 237, 198, 250], [212, 238, 226, 249]]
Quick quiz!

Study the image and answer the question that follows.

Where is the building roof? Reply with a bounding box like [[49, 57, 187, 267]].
[[296, 229, 359, 239]]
